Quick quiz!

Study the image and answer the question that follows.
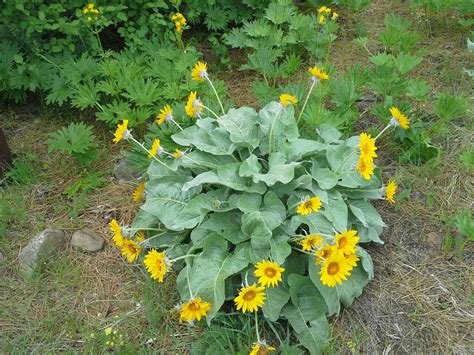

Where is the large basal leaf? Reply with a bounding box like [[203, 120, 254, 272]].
[[177, 235, 249, 321], [228, 192, 262, 213], [270, 235, 291, 265], [218, 107, 262, 150], [308, 259, 340, 316], [241, 212, 272, 253], [172, 118, 237, 155], [258, 102, 299, 154], [182, 163, 267, 194], [262, 284, 290, 321], [199, 211, 249, 244], [282, 274, 329, 354], [348, 199, 386, 240], [312, 166, 339, 190], [326, 145, 358, 173], [260, 191, 287, 230], [283, 139, 327, 160], [253, 152, 300, 186], [321, 197, 348, 233], [141, 176, 201, 231], [173, 151, 236, 171], [336, 264, 370, 307]]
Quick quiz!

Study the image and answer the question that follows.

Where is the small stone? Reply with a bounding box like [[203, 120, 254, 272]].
[[114, 158, 141, 183], [19, 229, 67, 279], [426, 232, 443, 247], [71, 229, 104, 252]]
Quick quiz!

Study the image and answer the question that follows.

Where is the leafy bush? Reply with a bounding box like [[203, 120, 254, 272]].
[[109, 75, 405, 351]]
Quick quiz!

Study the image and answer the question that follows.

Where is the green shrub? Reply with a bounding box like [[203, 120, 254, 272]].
[[109, 78, 406, 351]]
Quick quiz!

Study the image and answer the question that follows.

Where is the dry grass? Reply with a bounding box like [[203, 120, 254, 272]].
[[0, 115, 197, 353]]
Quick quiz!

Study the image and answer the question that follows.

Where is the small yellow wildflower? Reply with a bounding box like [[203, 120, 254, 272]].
[[335, 230, 360, 256], [389, 107, 410, 129], [300, 235, 323, 251], [359, 132, 377, 160], [185, 91, 203, 118], [179, 298, 212, 323], [132, 182, 145, 202], [356, 156, 374, 180], [109, 219, 124, 247], [320, 253, 353, 287], [319, 15, 326, 24], [279, 93, 298, 107], [104, 327, 113, 335], [148, 138, 162, 158], [113, 120, 131, 144], [254, 260, 285, 288], [234, 284, 266, 313], [172, 13, 187, 33], [191, 61, 208, 81], [308, 66, 330, 81], [120, 239, 142, 263], [156, 105, 173, 125], [172, 149, 183, 159], [385, 180, 397, 204], [249, 342, 276, 355], [318, 6, 332, 14], [315, 243, 337, 264], [332, 12, 339, 20], [143, 249, 169, 282], [296, 196, 322, 215]]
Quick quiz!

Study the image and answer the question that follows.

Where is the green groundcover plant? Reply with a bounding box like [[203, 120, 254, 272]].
[[108, 64, 407, 353]]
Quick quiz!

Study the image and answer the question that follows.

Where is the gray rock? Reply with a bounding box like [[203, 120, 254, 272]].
[[19, 229, 67, 279], [114, 158, 141, 183], [71, 229, 104, 252]]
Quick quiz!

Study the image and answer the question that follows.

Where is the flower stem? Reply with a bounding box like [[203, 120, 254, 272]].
[[297, 80, 316, 125], [202, 104, 221, 120], [169, 117, 183, 131], [130, 137, 173, 172], [375, 124, 392, 140], [206, 76, 225, 115], [255, 312, 261, 342], [170, 254, 200, 263]]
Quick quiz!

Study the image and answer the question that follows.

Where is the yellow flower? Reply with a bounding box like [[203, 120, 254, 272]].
[[172, 149, 183, 159], [104, 326, 113, 335], [344, 252, 360, 268], [296, 196, 322, 215], [308, 66, 329, 81], [109, 219, 124, 247], [332, 12, 338, 20], [319, 15, 326, 24], [148, 138, 162, 158], [389, 107, 410, 129], [320, 253, 353, 287], [254, 260, 285, 288], [185, 91, 203, 118], [249, 343, 276, 355], [179, 298, 212, 323], [300, 234, 323, 251], [156, 105, 173, 125], [335, 230, 360, 255], [359, 132, 377, 160], [172, 13, 187, 33], [279, 93, 298, 107], [234, 284, 266, 313], [315, 244, 336, 264], [120, 239, 142, 263], [356, 156, 374, 180], [132, 182, 145, 202], [192, 61, 208, 81], [113, 120, 131, 144], [385, 180, 397, 204], [143, 249, 169, 282], [318, 6, 331, 13], [135, 231, 145, 243]]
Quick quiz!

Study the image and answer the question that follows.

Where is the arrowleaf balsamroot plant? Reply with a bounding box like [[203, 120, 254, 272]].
[[108, 60, 408, 353]]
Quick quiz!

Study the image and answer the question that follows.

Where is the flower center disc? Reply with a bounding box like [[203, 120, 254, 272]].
[[243, 290, 256, 301], [188, 302, 199, 311], [327, 262, 340, 276], [338, 237, 347, 248], [264, 268, 276, 278], [304, 200, 313, 209]]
